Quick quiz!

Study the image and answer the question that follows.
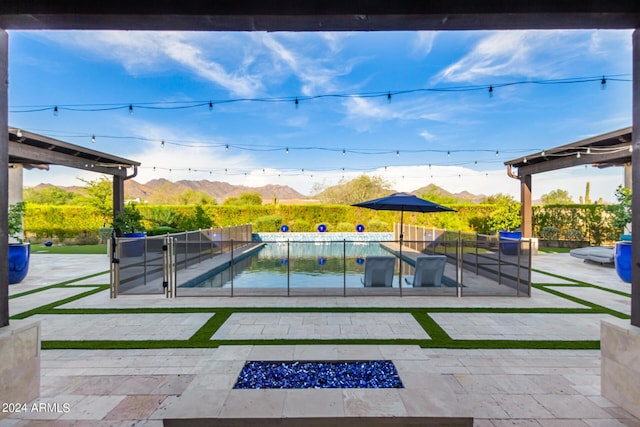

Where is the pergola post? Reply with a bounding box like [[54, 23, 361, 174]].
[[0, 29, 8, 328], [632, 28, 640, 328], [113, 175, 125, 220], [520, 174, 532, 238]]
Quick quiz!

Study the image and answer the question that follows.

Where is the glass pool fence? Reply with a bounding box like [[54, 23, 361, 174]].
[[109, 225, 532, 298]]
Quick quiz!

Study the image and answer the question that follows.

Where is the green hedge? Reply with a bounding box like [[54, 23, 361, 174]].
[[23, 203, 623, 245]]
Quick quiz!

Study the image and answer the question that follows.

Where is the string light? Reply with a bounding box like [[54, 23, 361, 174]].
[[586, 147, 591, 154], [488, 85, 493, 97], [396, 150, 400, 157], [161, 140, 165, 148], [285, 147, 289, 155], [387, 92, 391, 103], [447, 151, 450, 157], [576, 152, 581, 159], [91, 134, 95, 143], [10, 74, 630, 114], [495, 150, 499, 157], [541, 150, 546, 157], [629, 145, 633, 152], [53, 106, 58, 116], [225, 144, 229, 152], [209, 101, 213, 111], [16, 129, 22, 138], [523, 157, 527, 163], [294, 98, 299, 109], [342, 149, 346, 156], [601, 76, 606, 90]]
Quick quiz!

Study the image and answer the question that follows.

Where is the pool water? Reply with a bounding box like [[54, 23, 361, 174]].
[[185, 241, 399, 289]]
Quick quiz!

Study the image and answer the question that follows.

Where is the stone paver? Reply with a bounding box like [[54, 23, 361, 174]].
[[430, 313, 618, 341], [546, 286, 631, 315], [211, 312, 430, 340], [9, 287, 99, 316], [31, 313, 213, 341], [3, 252, 640, 426]]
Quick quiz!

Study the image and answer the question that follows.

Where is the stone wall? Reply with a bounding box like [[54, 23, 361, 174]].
[[0, 320, 41, 419], [601, 319, 640, 419]]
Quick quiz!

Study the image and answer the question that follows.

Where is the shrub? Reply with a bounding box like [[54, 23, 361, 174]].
[[539, 226, 560, 240], [291, 219, 312, 232], [146, 226, 183, 236], [254, 215, 283, 232], [335, 222, 355, 232], [177, 205, 213, 230], [564, 229, 583, 241], [367, 220, 388, 232]]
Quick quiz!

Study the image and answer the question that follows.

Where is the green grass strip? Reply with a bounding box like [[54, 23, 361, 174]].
[[31, 244, 107, 254], [533, 284, 629, 319], [533, 268, 631, 297], [40, 337, 600, 351], [43, 305, 600, 317], [190, 310, 232, 341], [11, 286, 109, 319], [412, 311, 451, 343], [9, 270, 110, 299]]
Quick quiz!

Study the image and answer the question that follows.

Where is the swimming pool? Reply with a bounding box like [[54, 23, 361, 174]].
[[182, 241, 399, 289]]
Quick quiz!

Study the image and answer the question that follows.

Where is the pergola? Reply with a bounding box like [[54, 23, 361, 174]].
[[8, 127, 140, 212], [0, 2, 639, 333], [504, 126, 633, 238]]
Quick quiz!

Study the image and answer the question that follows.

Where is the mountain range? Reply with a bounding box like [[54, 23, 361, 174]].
[[31, 179, 487, 204]]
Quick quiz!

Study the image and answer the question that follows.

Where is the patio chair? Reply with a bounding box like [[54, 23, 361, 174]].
[[404, 255, 447, 287], [361, 256, 396, 287]]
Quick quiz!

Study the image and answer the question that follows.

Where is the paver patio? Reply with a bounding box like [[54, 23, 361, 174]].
[[2, 251, 639, 426]]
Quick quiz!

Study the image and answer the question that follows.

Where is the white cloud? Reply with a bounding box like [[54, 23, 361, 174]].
[[45, 31, 264, 97], [259, 33, 353, 95], [434, 30, 622, 84], [412, 32, 437, 57], [419, 130, 436, 141]]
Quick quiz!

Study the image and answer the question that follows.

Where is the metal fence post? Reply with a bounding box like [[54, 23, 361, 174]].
[[343, 239, 346, 297], [230, 239, 234, 297], [287, 239, 290, 297]]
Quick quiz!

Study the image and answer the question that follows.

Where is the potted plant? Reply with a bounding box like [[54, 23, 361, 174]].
[[111, 203, 145, 237], [8, 202, 30, 284], [111, 204, 146, 257], [611, 185, 632, 283]]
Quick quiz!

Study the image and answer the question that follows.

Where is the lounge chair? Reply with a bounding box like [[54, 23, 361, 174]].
[[569, 246, 614, 264], [361, 256, 395, 287], [404, 255, 447, 287]]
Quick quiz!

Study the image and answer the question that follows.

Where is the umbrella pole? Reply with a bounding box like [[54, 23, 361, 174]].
[[399, 210, 403, 291]]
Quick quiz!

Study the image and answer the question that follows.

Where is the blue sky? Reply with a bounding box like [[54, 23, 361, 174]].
[[7, 30, 633, 202]]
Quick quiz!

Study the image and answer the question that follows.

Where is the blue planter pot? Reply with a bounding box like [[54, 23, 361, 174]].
[[615, 240, 632, 283], [9, 243, 30, 284], [122, 232, 147, 257], [499, 231, 522, 256]]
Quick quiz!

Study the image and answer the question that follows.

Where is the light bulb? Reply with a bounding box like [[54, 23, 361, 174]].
[[16, 129, 22, 138], [91, 135, 96, 143]]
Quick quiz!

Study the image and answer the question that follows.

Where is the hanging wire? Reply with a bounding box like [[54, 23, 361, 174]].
[[9, 74, 631, 113]]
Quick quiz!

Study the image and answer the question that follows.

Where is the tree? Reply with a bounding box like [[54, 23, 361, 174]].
[[223, 192, 263, 206], [315, 175, 392, 205], [541, 189, 573, 205], [24, 186, 80, 205], [610, 185, 632, 231], [483, 193, 516, 205], [178, 189, 215, 205], [77, 177, 113, 226]]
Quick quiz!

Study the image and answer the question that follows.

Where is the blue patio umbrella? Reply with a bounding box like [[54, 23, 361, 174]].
[[352, 192, 456, 287]]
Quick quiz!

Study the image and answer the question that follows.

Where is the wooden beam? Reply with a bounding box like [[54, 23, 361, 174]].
[[0, 30, 8, 328], [0, 1, 640, 31], [517, 150, 631, 175], [520, 174, 532, 238], [9, 141, 128, 177], [632, 29, 640, 328]]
